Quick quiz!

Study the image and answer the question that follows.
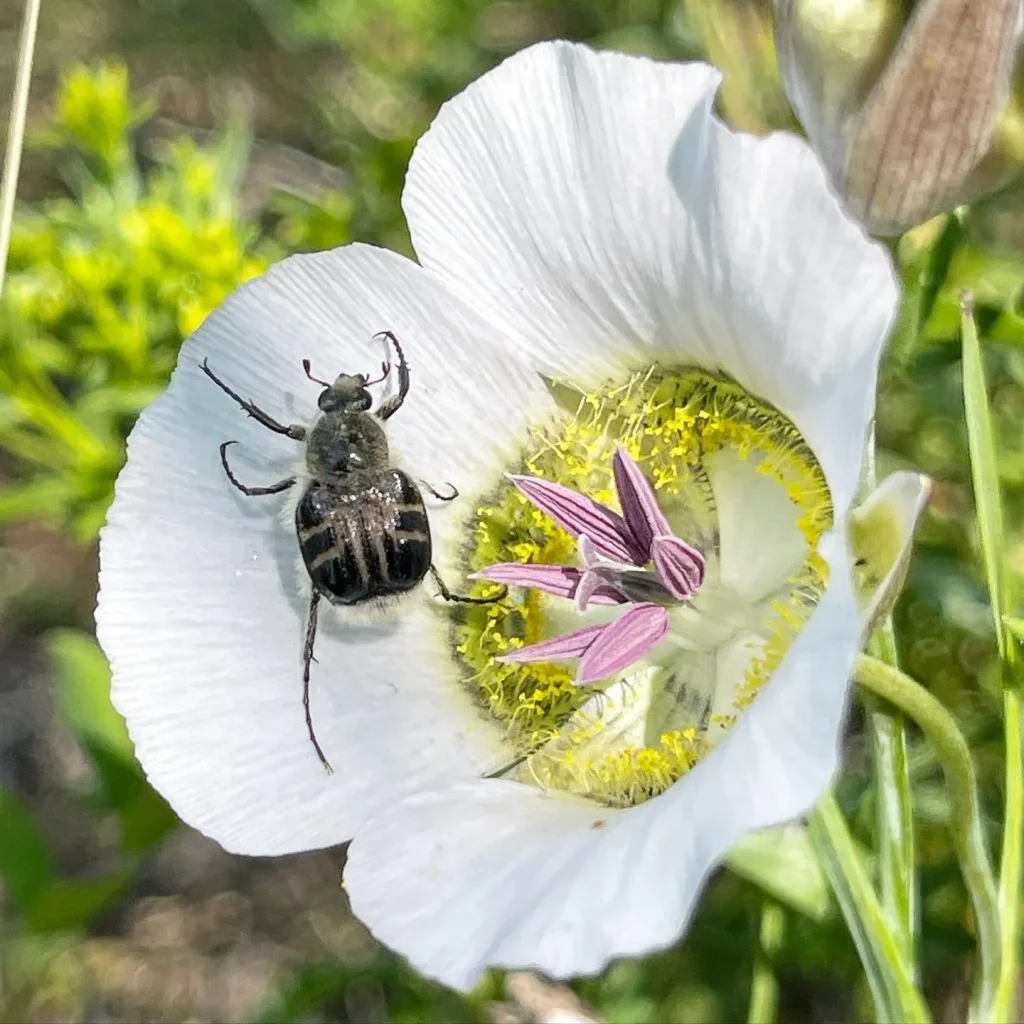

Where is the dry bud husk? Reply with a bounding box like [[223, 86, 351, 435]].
[[775, 0, 1023, 235]]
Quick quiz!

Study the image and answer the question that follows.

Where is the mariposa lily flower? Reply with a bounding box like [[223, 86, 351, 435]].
[[97, 40, 929, 991]]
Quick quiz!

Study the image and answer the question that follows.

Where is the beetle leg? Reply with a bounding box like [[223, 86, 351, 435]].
[[485, 754, 528, 779], [302, 590, 333, 774], [429, 565, 508, 605], [374, 330, 411, 421], [420, 480, 458, 502], [201, 360, 306, 440], [219, 441, 296, 496]]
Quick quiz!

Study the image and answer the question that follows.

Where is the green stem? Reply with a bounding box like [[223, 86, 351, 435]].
[[809, 793, 930, 1023], [866, 622, 918, 976], [992, 681, 1022, 1020], [0, 0, 43, 301], [747, 901, 785, 1024], [855, 654, 1000, 1019], [889, 212, 962, 370], [861, 427, 918, 971]]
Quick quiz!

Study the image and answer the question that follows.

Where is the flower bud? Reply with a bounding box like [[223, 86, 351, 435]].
[[774, 0, 1023, 235]]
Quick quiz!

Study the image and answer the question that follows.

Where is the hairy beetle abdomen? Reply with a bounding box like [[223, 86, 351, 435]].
[[296, 469, 431, 605]]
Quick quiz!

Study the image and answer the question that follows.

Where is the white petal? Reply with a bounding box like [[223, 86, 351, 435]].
[[850, 470, 932, 633], [705, 448, 807, 604], [96, 244, 552, 855], [405, 41, 897, 514], [345, 532, 858, 989]]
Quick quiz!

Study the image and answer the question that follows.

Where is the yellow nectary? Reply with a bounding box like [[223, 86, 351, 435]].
[[454, 367, 833, 807]]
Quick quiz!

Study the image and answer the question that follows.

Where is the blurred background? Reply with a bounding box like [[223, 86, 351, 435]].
[[0, 0, 1022, 1020]]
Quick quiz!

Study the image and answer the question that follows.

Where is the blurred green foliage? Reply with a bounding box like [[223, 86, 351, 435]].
[[0, 2, 730, 543], [0, 0, 1024, 1020], [0, 62, 275, 540], [247, 0, 706, 251], [257, 958, 494, 1023], [0, 629, 173, 934]]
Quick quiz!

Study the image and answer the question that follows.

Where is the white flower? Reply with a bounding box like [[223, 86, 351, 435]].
[[97, 41, 927, 991]]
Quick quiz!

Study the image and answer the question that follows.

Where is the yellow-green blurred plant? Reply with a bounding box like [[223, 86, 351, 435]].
[[685, 0, 795, 132], [247, 0, 703, 252], [0, 63, 281, 540]]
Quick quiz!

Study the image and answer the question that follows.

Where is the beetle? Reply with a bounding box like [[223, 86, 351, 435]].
[[201, 331, 502, 772]]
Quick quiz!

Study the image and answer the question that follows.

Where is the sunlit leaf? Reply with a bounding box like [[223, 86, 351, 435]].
[[728, 825, 832, 922], [0, 787, 57, 912], [47, 629, 178, 852], [1004, 615, 1024, 644], [0, 478, 75, 521], [892, 213, 962, 367], [26, 874, 132, 933], [47, 628, 132, 760], [83, 743, 178, 854]]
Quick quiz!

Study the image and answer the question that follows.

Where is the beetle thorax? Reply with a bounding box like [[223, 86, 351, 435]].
[[305, 410, 390, 479]]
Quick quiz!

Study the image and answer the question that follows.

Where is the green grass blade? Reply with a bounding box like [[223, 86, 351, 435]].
[[993, 683, 1022, 1019], [809, 794, 930, 1023], [1003, 615, 1024, 643], [960, 291, 1021, 1021], [960, 291, 1007, 656], [856, 654, 999, 1020], [860, 430, 918, 968], [891, 213, 963, 368]]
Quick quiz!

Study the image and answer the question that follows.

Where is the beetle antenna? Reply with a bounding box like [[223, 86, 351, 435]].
[[364, 361, 391, 387], [302, 359, 331, 388]]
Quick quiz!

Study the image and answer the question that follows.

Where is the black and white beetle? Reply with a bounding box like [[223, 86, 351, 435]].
[[201, 331, 502, 773]]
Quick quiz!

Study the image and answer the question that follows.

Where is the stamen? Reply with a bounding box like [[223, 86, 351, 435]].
[[451, 365, 832, 807], [574, 603, 670, 685], [650, 535, 705, 599], [612, 442, 671, 552], [508, 474, 643, 564], [470, 562, 623, 606]]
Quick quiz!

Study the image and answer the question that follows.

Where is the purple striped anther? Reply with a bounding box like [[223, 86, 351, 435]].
[[482, 447, 708, 687], [507, 474, 645, 564], [470, 561, 625, 606], [651, 534, 706, 600]]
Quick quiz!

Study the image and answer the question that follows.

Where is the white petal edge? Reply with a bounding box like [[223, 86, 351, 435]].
[[345, 531, 859, 990], [403, 40, 898, 515], [96, 243, 553, 855], [850, 469, 932, 634]]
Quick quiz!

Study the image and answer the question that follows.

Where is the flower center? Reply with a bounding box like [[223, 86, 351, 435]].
[[454, 367, 833, 807]]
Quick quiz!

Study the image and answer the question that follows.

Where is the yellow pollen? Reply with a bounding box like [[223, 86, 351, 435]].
[[451, 367, 832, 807]]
